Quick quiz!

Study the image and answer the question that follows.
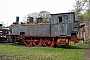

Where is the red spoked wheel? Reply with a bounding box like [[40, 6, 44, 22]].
[[24, 40, 33, 46], [33, 40, 42, 47], [43, 40, 54, 47]]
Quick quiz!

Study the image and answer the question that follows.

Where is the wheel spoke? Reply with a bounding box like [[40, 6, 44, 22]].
[[24, 40, 32, 46], [44, 40, 54, 47], [33, 40, 42, 46]]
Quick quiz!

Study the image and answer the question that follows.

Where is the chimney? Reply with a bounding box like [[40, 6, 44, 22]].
[[16, 16, 19, 24]]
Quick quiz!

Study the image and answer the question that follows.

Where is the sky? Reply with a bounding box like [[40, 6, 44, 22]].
[[0, 0, 75, 26]]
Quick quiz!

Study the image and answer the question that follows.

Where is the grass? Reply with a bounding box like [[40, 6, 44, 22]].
[[0, 42, 87, 60]]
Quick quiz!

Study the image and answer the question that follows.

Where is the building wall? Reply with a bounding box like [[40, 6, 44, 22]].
[[78, 20, 90, 39]]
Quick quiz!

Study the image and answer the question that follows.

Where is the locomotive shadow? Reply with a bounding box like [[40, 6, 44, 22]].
[[1, 42, 26, 47], [9, 42, 25, 46], [56, 45, 84, 49], [0, 41, 85, 49]]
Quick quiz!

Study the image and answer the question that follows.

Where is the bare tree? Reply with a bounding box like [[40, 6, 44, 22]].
[[39, 11, 50, 23], [0, 21, 6, 27], [26, 12, 39, 23], [23, 11, 50, 23], [73, 0, 88, 21], [30, 12, 39, 22], [22, 15, 27, 23]]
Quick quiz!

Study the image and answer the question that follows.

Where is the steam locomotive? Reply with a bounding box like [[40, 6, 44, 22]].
[[6, 12, 84, 47], [0, 27, 10, 42]]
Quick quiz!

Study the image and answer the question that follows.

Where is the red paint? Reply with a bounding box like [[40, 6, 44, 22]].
[[6, 33, 83, 47], [57, 38, 69, 45], [70, 36, 77, 42], [24, 40, 33, 46]]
